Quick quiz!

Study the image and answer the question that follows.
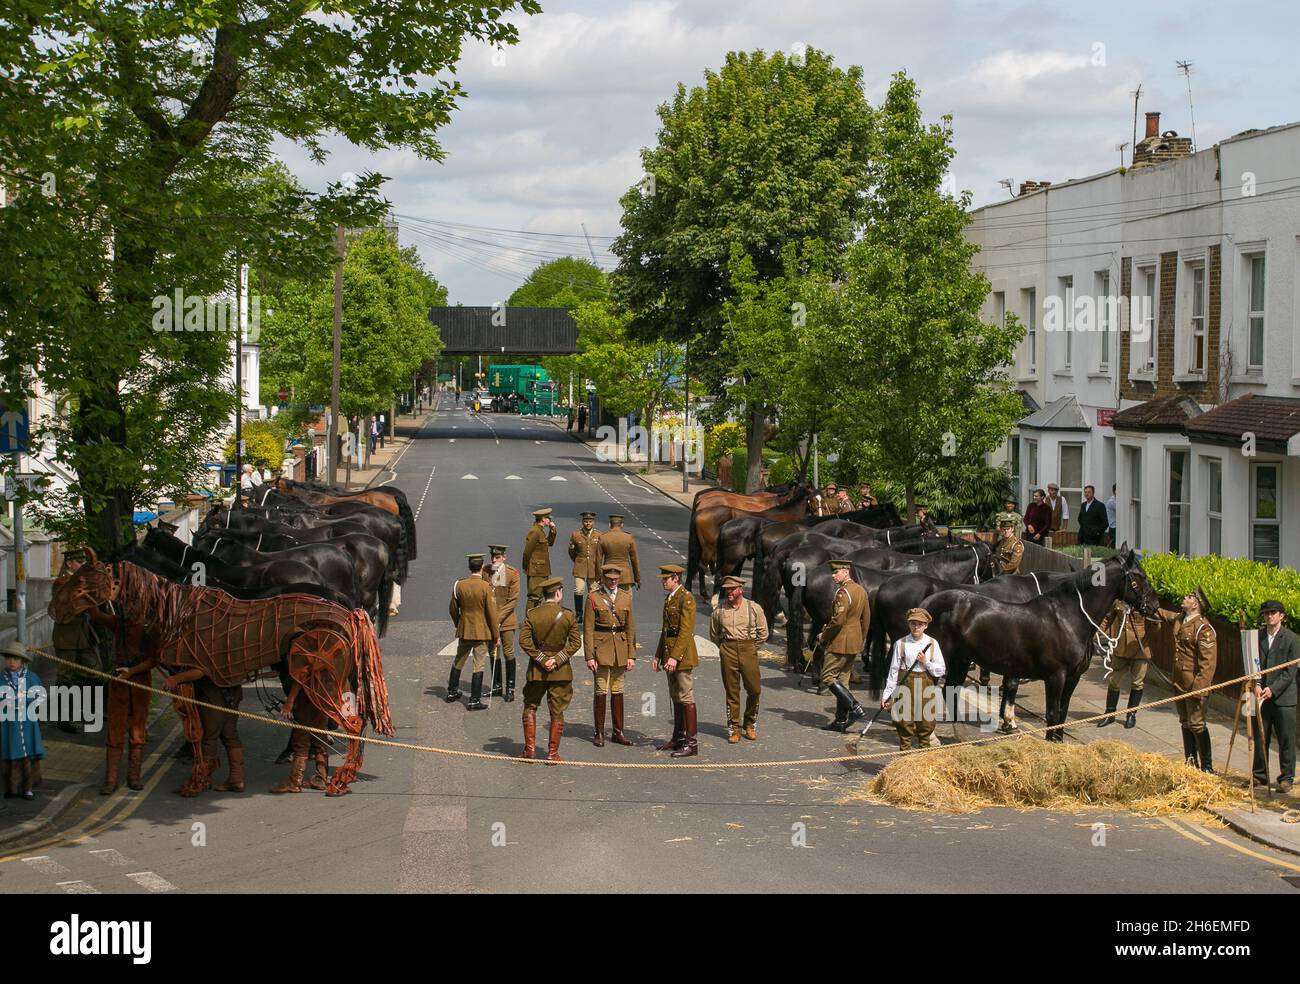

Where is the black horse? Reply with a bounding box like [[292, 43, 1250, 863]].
[[925, 546, 1158, 742]]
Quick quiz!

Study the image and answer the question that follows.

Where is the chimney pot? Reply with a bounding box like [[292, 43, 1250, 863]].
[[1145, 111, 1161, 139]]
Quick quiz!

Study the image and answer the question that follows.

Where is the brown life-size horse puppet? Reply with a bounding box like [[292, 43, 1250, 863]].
[[49, 548, 393, 797]]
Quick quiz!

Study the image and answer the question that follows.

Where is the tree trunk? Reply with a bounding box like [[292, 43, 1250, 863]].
[[745, 402, 766, 493], [905, 482, 916, 524], [76, 379, 133, 557]]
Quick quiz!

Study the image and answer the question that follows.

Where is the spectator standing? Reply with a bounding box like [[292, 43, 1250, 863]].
[[577, 403, 588, 433], [1046, 482, 1069, 533], [1252, 600, 1298, 794], [1077, 485, 1109, 545], [1105, 484, 1118, 546], [377, 413, 386, 449], [1023, 489, 1052, 544], [1, 642, 44, 800]]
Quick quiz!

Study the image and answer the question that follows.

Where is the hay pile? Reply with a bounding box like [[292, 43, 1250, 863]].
[[863, 740, 1244, 815]]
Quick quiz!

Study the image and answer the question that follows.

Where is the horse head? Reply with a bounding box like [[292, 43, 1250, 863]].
[[973, 539, 995, 580], [48, 547, 120, 625], [1116, 542, 1159, 616]]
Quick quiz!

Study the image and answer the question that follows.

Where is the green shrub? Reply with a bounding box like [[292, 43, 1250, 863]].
[[729, 447, 748, 491], [1057, 545, 1118, 561], [224, 420, 285, 470], [768, 452, 831, 486], [1139, 553, 1300, 630], [705, 422, 745, 470]]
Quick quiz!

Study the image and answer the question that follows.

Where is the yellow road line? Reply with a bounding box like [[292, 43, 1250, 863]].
[[1186, 820, 1300, 875], [0, 720, 184, 864], [1158, 815, 1209, 846]]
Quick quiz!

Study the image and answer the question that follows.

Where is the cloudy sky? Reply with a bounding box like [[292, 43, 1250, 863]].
[[278, 0, 1300, 304]]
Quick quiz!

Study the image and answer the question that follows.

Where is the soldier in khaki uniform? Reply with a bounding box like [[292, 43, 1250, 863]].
[[447, 553, 501, 711], [817, 559, 870, 732], [568, 511, 601, 619], [523, 507, 557, 609], [1096, 601, 1149, 729], [994, 518, 1024, 574], [584, 563, 637, 747], [653, 564, 699, 757], [596, 513, 640, 589], [518, 576, 582, 761], [484, 544, 521, 702], [709, 574, 769, 743], [881, 608, 947, 751], [1148, 588, 1217, 770]]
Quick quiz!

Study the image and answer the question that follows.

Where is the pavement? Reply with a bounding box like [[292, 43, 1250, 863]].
[[5, 393, 1300, 893]]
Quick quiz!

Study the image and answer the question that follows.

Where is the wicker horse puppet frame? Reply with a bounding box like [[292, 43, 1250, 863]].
[[49, 548, 393, 797]]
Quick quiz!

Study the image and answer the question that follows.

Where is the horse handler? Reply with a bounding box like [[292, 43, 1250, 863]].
[[881, 608, 947, 751], [519, 577, 581, 761], [709, 575, 769, 743], [1097, 601, 1148, 729], [653, 564, 698, 757], [817, 559, 870, 732]]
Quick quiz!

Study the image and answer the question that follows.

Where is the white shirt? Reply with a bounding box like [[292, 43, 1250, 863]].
[[882, 633, 946, 702], [1049, 493, 1069, 522], [1105, 494, 1117, 528]]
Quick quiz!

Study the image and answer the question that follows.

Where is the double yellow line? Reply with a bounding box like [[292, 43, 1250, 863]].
[[1158, 814, 1300, 874], [0, 719, 185, 864]]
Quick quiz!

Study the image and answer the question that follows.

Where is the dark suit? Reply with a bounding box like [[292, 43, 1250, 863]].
[[1076, 497, 1109, 545], [1253, 625, 1298, 786]]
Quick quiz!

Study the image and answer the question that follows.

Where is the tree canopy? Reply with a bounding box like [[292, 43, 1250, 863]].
[[508, 256, 607, 308]]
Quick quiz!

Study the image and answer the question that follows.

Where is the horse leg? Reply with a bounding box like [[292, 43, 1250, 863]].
[[1043, 672, 1067, 743], [1056, 674, 1083, 742], [170, 680, 212, 797], [998, 677, 1021, 733], [285, 627, 367, 796]]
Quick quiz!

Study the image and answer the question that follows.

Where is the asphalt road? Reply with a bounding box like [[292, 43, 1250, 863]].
[[3, 392, 1298, 894]]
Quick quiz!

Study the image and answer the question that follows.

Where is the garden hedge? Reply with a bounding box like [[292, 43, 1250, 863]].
[[1139, 553, 1300, 631]]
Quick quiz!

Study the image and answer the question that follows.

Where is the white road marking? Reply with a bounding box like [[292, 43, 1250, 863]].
[[57, 881, 101, 895], [505, 475, 521, 480], [127, 871, 178, 893], [414, 466, 436, 520], [449, 439, 456, 444], [549, 475, 567, 481], [624, 475, 635, 485], [566, 457, 687, 561], [23, 855, 70, 877], [461, 474, 478, 480], [89, 848, 131, 867]]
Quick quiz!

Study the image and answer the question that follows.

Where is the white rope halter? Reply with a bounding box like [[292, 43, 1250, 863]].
[[1076, 586, 1127, 678], [970, 545, 981, 585], [1030, 571, 1043, 596]]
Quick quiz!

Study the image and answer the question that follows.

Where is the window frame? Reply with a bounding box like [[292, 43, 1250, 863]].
[[1166, 448, 1191, 555], [1251, 461, 1281, 566]]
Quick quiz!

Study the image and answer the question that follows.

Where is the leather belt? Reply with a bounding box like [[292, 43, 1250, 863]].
[[664, 630, 679, 637], [594, 626, 622, 633]]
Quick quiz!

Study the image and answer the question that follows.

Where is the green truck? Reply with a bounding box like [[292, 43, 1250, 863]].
[[486, 364, 561, 415]]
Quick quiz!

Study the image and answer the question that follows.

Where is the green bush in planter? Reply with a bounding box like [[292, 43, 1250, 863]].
[[1139, 553, 1300, 630]]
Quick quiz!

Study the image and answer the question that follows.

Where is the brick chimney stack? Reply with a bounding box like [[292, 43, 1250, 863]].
[[1131, 110, 1193, 168], [1018, 180, 1052, 196]]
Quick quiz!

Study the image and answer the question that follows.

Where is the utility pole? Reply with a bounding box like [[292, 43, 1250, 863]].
[[328, 224, 344, 484], [7, 375, 26, 646], [233, 253, 243, 505], [681, 337, 689, 493]]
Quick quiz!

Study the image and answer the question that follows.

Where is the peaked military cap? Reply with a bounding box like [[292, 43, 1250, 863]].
[[601, 563, 622, 575], [466, 553, 485, 561], [828, 559, 852, 570], [540, 576, 564, 592], [532, 507, 553, 518], [659, 564, 684, 576], [720, 575, 745, 589], [580, 511, 597, 519], [608, 513, 625, 522], [488, 544, 508, 554]]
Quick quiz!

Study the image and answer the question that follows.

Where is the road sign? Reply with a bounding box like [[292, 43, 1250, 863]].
[[3, 473, 39, 501], [0, 405, 29, 454], [277, 389, 290, 403]]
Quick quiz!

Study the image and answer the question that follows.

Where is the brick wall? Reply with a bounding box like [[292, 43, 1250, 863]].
[[1119, 245, 1221, 405]]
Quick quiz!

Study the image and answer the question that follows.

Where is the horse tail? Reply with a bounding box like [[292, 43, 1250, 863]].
[[394, 494, 417, 560], [868, 615, 888, 693], [349, 608, 393, 736], [788, 580, 805, 667], [752, 528, 767, 600], [686, 513, 701, 591]]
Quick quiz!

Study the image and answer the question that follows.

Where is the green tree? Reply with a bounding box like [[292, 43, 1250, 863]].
[[809, 72, 1024, 520], [0, 1, 536, 553], [508, 256, 607, 308], [611, 47, 874, 490]]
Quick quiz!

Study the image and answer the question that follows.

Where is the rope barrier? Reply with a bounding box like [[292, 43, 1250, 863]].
[[25, 645, 1300, 771]]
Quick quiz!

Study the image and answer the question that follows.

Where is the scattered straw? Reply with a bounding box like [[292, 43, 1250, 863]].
[[857, 740, 1247, 816]]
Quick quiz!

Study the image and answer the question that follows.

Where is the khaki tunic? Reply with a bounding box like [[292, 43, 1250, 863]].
[[597, 528, 641, 587], [822, 580, 870, 655], [449, 575, 500, 642], [523, 523, 557, 576], [486, 565, 520, 632], [1100, 602, 1149, 691], [1153, 609, 1217, 732], [655, 587, 699, 670], [519, 603, 582, 683], [568, 528, 602, 580], [709, 600, 769, 731], [708, 599, 770, 646], [994, 535, 1024, 575], [583, 586, 636, 667]]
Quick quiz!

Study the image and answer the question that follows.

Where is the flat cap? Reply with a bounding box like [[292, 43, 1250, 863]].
[[540, 576, 564, 592], [720, 575, 745, 589], [601, 563, 622, 575], [905, 607, 932, 625], [828, 559, 852, 570], [532, 507, 553, 518], [1260, 600, 1287, 616], [659, 564, 684, 576], [488, 544, 507, 554]]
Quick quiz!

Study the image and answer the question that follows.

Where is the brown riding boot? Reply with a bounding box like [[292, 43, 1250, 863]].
[[609, 693, 632, 746], [126, 746, 145, 791], [305, 746, 328, 790], [593, 694, 606, 746], [271, 753, 307, 793], [521, 710, 537, 759], [546, 719, 565, 762], [100, 748, 122, 796], [214, 747, 246, 793], [656, 702, 684, 751], [671, 704, 699, 758]]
